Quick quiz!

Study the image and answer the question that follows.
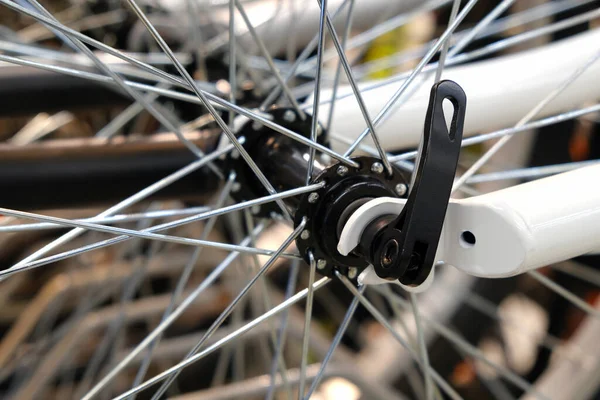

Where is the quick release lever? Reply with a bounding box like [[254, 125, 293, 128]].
[[360, 80, 466, 286]]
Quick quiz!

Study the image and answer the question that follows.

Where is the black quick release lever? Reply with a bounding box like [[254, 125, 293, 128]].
[[359, 80, 466, 286]]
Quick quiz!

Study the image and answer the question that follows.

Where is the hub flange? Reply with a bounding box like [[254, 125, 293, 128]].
[[294, 156, 409, 279]]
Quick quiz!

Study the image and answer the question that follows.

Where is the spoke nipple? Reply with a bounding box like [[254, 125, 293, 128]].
[[337, 165, 349, 176], [232, 182, 241, 192], [251, 204, 261, 214], [308, 192, 319, 203], [231, 150, 240, 159], [371, 162, 384, 174], [395, 183, 407, 196], [252, 121, 263, 130], [301, 230, 311, 240], [317, 259, 327, 269], [348, 267, 358, 279], [283, 110, 296, 122]]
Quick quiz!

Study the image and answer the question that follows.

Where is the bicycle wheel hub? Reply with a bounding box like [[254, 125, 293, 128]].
[[294, 156, 409, 280]]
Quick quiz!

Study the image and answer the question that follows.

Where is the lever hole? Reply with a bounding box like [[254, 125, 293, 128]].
[[442, 97, 457, 140], [459, 230, 476, 248]]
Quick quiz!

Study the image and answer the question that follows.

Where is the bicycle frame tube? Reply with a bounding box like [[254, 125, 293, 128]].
[[312, 29, 600, 152], [151, 0, 425, 54]]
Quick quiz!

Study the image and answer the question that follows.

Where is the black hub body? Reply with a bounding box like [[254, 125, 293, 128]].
[[294, 157, 409, 279], [226, 107, 327, 217]]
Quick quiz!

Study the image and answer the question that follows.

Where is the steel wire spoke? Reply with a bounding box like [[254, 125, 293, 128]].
[[410, 294, 435, 400], [298, 0, 451, 77], [434, 0, 461, 84], [382, 288, 552, 400], [110, 275, 332, 400], [148, 220, 306, 399], [315, 0, 592, 107], [242, 210, 293, 400], [0, 1, 194, 89], [82, 228, 265, 400], [452, 48, 600, 192], [324, 0, 355, 134], [303, 279, 364, 400], [12, 0, 217, 173], [337, 274, 464, 400], [343, 0, 480, 156], [0, 143, 233, 281], [0, 181, 325, 280], [0, 206, 211, 233], [259, 0, 353, 109], [123, 0, 293, 220], [465, 160, 600, 184], [317, 0, 393, 175], [297, 252, 317, 400], [390, 102, 600, 163], [305, 0, 328, 184], [129, 174, 237, 394], [233, 0, 304, 117], [265, 259, 300, 400], [528, 270, 600, 319], [228, 0, 237, 127], [0, 52, 358, 167]]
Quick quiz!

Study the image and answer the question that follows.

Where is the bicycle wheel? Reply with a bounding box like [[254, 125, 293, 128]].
[[0, 1, 599, 399]]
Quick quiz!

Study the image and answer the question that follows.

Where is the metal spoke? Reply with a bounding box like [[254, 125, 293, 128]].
[[384, 289, 552, 400], [228, 0, 237, 128], [265, 259, 300, 400], [323, 0, 582, 106], [390, 102, 600, 163], [318, 0, 393, 176], [0, 206, 211, 233], [129, 174, 237, 394], [81, 228, 264, 400], [1, 180, 321, 279], [528, 270, 600, 319], [337, 274, 463, 400], [297, 252, 317, 399], [0, 1, 194, 90], [259, 0, 353, 109], [242, 211, 293, 400], [344, 0, 480, 156], [325, 0, 355, 134], [466, 160, 600, 184], [0, 143, 232, 282], [452, 48, 600, 192], [434, 0, 461, 84], [110, 279, 331, 400], [0, 209, 292, 261], [379, 286, 443, 400], [299, 0, 451, 77], [0, 52, 358, 168], [123, 0, 292, 220], [410, 294, 434, 400], [234, 0, 304, 117], [76, 238, 161, 398], [552, 261, 600, 288], [6, 0, 216, 173], [305, 0, 327, 184], [148, 220, 306, 399], [303, 280, 364, 400]]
